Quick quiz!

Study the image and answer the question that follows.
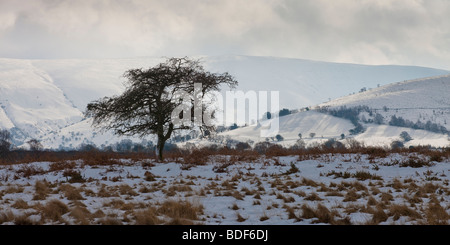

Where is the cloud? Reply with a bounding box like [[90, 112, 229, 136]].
[[0, 0, 449, 69]]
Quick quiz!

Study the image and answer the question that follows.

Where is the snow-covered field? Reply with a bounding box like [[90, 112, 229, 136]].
[[1, 152, 449, 225]]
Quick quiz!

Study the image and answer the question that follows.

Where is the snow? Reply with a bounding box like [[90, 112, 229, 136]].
[[354, 124, 449, 147], [0, 55, 449, 149], [319, 74, 450, 131], [0, 153, 449, 225], [212, 110, 355, 148], [189, 109, 449, 149]]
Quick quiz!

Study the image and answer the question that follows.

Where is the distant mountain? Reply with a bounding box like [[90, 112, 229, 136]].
[[211, 74, 450, 148], [0, 55, 448, 149], [318, 74, 450, 131], [212, 109, 449, 149]]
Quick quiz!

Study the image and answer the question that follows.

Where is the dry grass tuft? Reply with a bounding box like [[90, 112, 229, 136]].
[[300, 203, 337, 224], [0, 210, 15, 224], [97, 217, 123, 225], [33, 180, 51, 200], [59, 184, 85, 200], [388, 204, 422, 221], [17, 164, 45, 178], [134, 207, 161, 225], [40, 199, 69, 223], [236, 212, 247, 222], [368, 206, 389, 224], [118, 184, 139, 196], [49, 161, 77, 172], [424, 198, 450, 225], [70, 205, 92, 225], [12, 199, 30, 209], [158, 200, 204, 224]]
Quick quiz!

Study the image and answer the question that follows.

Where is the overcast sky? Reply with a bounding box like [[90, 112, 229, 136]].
[[1, 0, 450, 69]]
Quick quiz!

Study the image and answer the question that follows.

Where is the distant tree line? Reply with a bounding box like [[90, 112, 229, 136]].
[[317, 105, 449, 135], [317, 106, 367, 135], [389, 115, 448, 135]]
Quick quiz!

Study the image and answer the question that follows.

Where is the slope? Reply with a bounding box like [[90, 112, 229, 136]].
[[0, 58, 83, 142], [0, 55, 449, 149], [319, 74, 450, 130]]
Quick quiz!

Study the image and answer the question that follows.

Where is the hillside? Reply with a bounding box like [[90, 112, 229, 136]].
[[319, 74, 450, 131], [0, 56, 449, 149], [207, 109, 449, 149], [208, 75, 450, 149]]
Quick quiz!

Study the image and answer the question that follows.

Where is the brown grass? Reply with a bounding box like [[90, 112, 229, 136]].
[[183, 148, 211, 165], [97, 217, 123, 225], [236, 212, 247, 222], [4, 185, 24, 194], [11, 199, 30, 209], [424, 198, 450, 225], [157, 200, 204, 224], [49, 160, 77, 172], [304, 192, 323, 201], [0, 210, 15, 224], [118, 184, 139, 197], [70, 205, 92, 225], [300, 203, 337, 224], [388, 204, 422, 221], [14, 214, 40, 225], [58, 184, 85, 200], [343, 190, 361, 202], [33, 180, 51, 200], [134, 207, 161, 225], [39, 199, 69, 223], [369, 206, 389, 224], [259, 213, 269, 222], [17, 164, 45, 178]]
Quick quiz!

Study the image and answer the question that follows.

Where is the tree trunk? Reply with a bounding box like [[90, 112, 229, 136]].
[[157, 140, 164, 162], [156, 123, 174, 162]]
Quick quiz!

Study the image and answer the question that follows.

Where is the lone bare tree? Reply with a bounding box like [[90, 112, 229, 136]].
[[85, 57, 237, 161]]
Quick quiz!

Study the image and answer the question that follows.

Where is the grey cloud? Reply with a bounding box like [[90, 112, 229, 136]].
[[0, 0, 449, 69]]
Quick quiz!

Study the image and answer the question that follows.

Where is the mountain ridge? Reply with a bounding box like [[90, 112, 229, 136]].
[[0, 55, 448, 149]]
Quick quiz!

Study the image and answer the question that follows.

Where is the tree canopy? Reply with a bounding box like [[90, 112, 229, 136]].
[[85, 57, 237, 160]]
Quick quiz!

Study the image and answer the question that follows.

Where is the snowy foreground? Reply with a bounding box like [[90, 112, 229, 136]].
[[0, 153, 449, 225]]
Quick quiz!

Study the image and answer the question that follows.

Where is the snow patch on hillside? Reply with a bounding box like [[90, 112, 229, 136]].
[[0, 55, 449, 149]]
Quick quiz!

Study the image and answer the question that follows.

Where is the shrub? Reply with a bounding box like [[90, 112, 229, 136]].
[[399, 158, 435, 168], [363, 147, 388, 159], [183, 148, 211, 165], [353, 171, 382, 181], [400, 131, 412, 142], [390, 140, 404, 150], [253, 142, 274, 154], [275, 134, 284, 141], [235, 142, 251, 151], [282, 163, 299, 175], [49, 161, 77, 172], [322, 138, 345, 150], [63, 169, 86, 183], [265, 144, 290, 157], [17, 164, 45, 178]]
